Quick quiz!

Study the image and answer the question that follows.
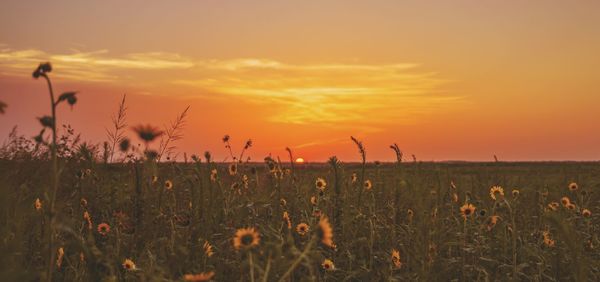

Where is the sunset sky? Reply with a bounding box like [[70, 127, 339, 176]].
[[1, 1, 599, 161]]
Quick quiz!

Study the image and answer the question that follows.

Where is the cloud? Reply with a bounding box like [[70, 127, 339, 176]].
[[0, 47, 193, 82], [0, 45, 465, 129]]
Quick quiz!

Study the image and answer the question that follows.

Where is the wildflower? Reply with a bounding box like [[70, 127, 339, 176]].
[[310, 196, 318, 206], [210, 169, 217, 182], [296, 223, 309, 236], [489, 186, 504, 201], [322, 259, 335, 271], [407, 209, 414, 220], [272, 168, 283, 179], [34, 198, 42, 211], [203, 241, 214, 257], [460, 203, 476, 218], [233, 227, 260, 250], [56, 247, 64, 268], [364, 180, 373, 191], [547, 202, 560, 211], [542, 231, 555, 247], [183, 272, 215, 281], [97, 223, 111, 236], [32, 62, 52, 78], [351, 173, 357, 183], [280, 198, 287, 207], [131, 124, 163, 142], [487, 215, 501, 231], [582, 209, 592, 218], [561, 196, 571, 207], [392, 249, 402, 269], [566, 203, 576, 211], [123, 258, 136, 270], [512, 189, 520, 198], [119, 138, 131, 152], [283, 211, 292, 229], [568, 182, 578, 192], [165, 180, 173, 190], [452, 193, 459, 203], [83, 211, 93, 230], [228, 163, 237, 176], [317, 216, 335, 248], [315, 178, 327, 191]]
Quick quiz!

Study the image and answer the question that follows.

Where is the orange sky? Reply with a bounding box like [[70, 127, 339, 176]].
[[1, 1, 600, 161]]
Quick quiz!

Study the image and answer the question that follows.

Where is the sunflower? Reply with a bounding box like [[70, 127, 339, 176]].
[[547, 202, 560, 211], [511, 189, 520, 198], [296, 223, 310, 236], [364, 180, 373, 191], [407, 209, 414, 220], [322, 259, 335, 271], [83, 211, 93, 230], [123, 258, 136, 270], [486, 215, 501, 231], [310, 196, 318, 206], [566, 203, 576, 211], [317, 216, 335, 248], [582, 209, 592, 218], [56, 247, 64, 268], [392, 249, 402, 269], [97, 223, 111, 236], [228, 163, 238, 176], [452, 193, 459, 203], [131, 124, 163, 142], [351, 173, 358, 183], [315, 178, 327, 191], [203, 241, 214, 257], [164, 180, 173, 190], [542, 231, 555, 247], [460, 203, 476, 218], [489, 186, 504, 201], [34, 198, 42, 211], [210, 169, 218, 182], [283, 211, 292, 229], [183, 271, 215, 281], [233, 227, 260, 250], [568, 182, 578, 192], [561, 196, 571, 207]]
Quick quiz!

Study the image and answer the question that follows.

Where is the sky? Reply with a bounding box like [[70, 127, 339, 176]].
[[1, 0, 599, 162]]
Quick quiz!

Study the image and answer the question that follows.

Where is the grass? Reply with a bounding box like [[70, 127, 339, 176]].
[[0, 63, 598, 281]]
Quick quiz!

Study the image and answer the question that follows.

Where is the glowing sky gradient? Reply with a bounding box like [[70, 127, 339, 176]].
[[1, 1, 599, 161]]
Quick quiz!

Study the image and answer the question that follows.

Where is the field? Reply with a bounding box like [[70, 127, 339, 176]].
[[1, 137, 599, 281]]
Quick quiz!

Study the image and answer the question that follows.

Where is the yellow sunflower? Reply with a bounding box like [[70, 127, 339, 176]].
[[460, 203, 476, 218], [203, 241, 214, 257], [542, 231, 555, 247], [582, 209, 592, 218], [296, 223, 310, 236], [489, 186, 504, 201], [364, 180, 373, 191], [322, 259, 335, 271], [164, 180, 173, 190], [315, 178, 327, 191], [566, 203, 576, 211], [34, 198, 42, 211], [123, 258, 136, 270], [183, 271, 215, 281], [486, 215, 501, 231], [317, 216, 335, 248], [561, 196, 571, 207], [392, 249, 402, 269], [233, 227, 260, 250], [228, 163, 238, 176], [568, 182, 578, 192]]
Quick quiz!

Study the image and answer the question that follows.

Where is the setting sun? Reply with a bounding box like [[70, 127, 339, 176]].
[[295, 158, 305, 164]]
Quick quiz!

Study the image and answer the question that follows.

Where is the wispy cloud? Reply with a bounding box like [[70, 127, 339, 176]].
[[0, 46, 465, 129], [0, 47, 193, 82]]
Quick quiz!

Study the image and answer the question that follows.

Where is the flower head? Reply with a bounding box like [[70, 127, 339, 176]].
[[164, 180, 173, 190], [489, 186, 504, 201], [460, 203, 476, 218], [315, 178, 327, 191], [123, 258, 136, 270], [568, 182, 578, 192], [322, 259, 335, 271], [582, 209, 592, 218], [203, 241, 214, 257], [228, 163, 238, 176], [392, 249, 402, 269], [233, 227, 260, 250], [364, 180, 373, 191], [317, 216, 335, 248], [97, 223, 111, 236], [34, 198, 42, 211], [296, 223, 310, 236], [131, 124, 163, 143]]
